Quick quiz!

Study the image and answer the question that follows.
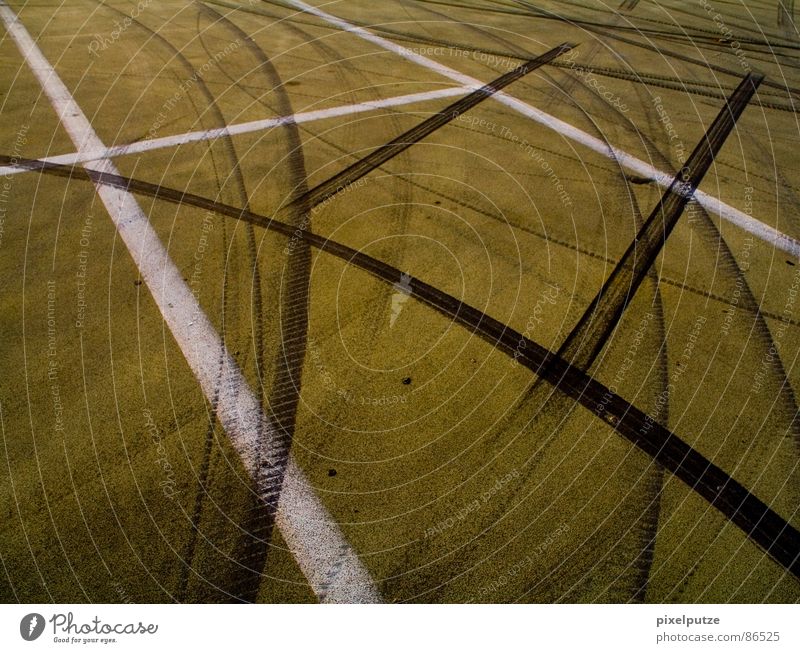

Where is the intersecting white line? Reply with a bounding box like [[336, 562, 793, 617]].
[[286, 0, 800, 259], [0, 0, 380, 604], [0, 86, 472, 176]]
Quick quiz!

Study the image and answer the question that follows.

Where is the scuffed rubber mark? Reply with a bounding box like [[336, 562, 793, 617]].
[[289, 43, 575, 210], [556, 72, 763, 371], [5, 154, 799, 579], [195, 2, 316, 602]]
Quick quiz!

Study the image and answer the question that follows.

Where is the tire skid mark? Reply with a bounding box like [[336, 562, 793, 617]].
[[522, 33, 666, 603], [572, 44, 672, 603], [548, 65, 797, 113], [1, 0, 385, 603], [372, 2, 566, 601], [401, 147, 800, 329], [206, 1, 416, 444], [280, 23, 414, 427], [564, 47, 800, 594], [516, 70, 759, 603], [279, 0, 795, 54], [196, 2, 316, 602], [779, 0, 798, 41], [247, 0, 800, 104], [289, 44, 575, 211], [557, 74, 762, 372], [375, 1, 658, 601], [208, 0, 486, 88], [200, 2, 421, 600], [289, 149, 800, 329], [536, 56, 793, 112], [202, 8, 417, 439], [511, 92, 667, 603], [581, 35, 800, 473], [642, 1, 800, 88], [403, 3, 672, 600], [293, 0, 800, 253], [177, 381, 223, 600], [626, 347, 667, 604], [587, 45, 800, 596], [663, 1, 791, 46], [656, 70, 800, 463], [280, 101, 800, 329], [609, 45, 800, 457], [510, 0, 800, 103], [510, 0, 800, 55], [556, 0, 780, 44], [7, 154, 799, 578], [267, 13, 453, 589], [91, 0, 260, 602], [258, 3, 800, 109], [193, 12, 274, 602], [619, 0, 641, 12]]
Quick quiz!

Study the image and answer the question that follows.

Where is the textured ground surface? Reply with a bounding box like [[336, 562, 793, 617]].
[[1, 0, 800, 603]]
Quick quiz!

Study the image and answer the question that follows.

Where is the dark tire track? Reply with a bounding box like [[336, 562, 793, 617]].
[[516, 71, 759, 602], [384, 0, 672, 602], [591, 33, 800, 465], [586, 31, 800, 597], [286, 0, 800, 486], [195, 2, 318, 603], [315, 129, 800, 329], [198, 1, 429, 600], [401, 1, 675, 600], [92, 0, 264, 603], [272, 9, 418, 431], [563, 28, 677, 603], [560, 74, 762, 370], [289, 43, 574, 210], [522, 25, 669, 603], [210, 3, 419, 438], [249, 0, 800, 112], [507, 0, 800, 53], [779, 0, 798, 41], [255, 0, 800, 101], [8, 153, 799, 579], [369, 10, 799, 101], [558, 35, 800, 596], [516, 82, 667, 604]]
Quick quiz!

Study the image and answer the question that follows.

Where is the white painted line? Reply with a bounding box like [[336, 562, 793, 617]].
[[286, 0, 800, 258], [0, 86, 471, 175], [0, 0, 380, 603]]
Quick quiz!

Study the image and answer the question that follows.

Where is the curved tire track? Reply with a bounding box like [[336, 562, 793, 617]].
[[92, 0, 264, 603], [195, 2, 319, 603], [408, 5, 672, 601], [7, 154, 799, 580]]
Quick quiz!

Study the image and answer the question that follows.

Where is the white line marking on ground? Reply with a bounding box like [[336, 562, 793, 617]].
[[0, 86, 470, 175], [286, 0, 800, 258], [0, 0, 380, 604]]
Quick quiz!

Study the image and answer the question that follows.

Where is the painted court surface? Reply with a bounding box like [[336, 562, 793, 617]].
[[1, 0, 800, 603]]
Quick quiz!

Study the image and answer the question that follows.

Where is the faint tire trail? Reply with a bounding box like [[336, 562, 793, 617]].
[[7, 151, 800, 580], [94, 0, 268, 602], [539, 43, 800, 598], [196, 2, 316, 603], [402, 2, 670, 601], [587, 16, 800, 598], [272, 6, 417, 431]]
